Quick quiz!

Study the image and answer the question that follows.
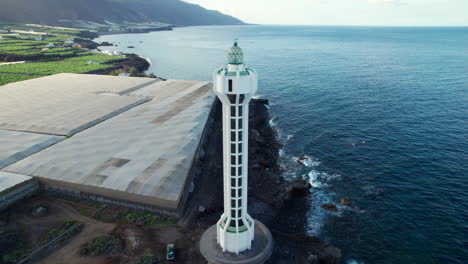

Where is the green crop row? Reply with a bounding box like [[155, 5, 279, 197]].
[[0, 73, 45, 86], [0, 46, 38, 52], [0, 24, 82, 36], [0, 25, 127, 86], [0, 53, 125, 75], [0, 42, 46, 47]]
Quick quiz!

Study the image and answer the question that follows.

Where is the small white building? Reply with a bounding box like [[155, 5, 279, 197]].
[[64, 40, 75, 45], [46, 43, 55, 47], [35, 36, 43, 41], [101, 50, 123, 56]]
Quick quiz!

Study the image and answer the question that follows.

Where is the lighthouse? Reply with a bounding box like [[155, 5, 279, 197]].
[[200, 42, 273, 264], [213, 41, 257, 253]]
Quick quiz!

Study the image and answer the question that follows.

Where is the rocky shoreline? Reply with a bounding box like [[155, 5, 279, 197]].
[[248, 99, 342, 264], [183, 98, 342, 263], [0, 31, 155, 78], [97, 26, 173, 36]]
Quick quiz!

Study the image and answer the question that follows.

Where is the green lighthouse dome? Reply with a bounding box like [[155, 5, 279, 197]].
[[227, 41, 243, 65]]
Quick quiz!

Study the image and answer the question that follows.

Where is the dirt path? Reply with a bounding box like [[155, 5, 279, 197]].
[[34, 201, 116, 264]]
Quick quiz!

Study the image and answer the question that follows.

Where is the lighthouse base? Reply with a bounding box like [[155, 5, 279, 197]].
[[200, 220, 273, 264]]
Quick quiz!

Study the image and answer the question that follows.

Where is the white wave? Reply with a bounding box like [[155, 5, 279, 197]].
[[286, 134, 293, 140], [321, 172, 342, 181], [305, 189, 330, 235], [307, 170, 328, 188], [279, 148, 285, 157], [295, 155, 320, 167], [268, 117, 277, 127], [138, 55, 151, 64]]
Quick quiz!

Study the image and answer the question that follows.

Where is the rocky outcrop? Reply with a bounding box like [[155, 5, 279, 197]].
[[321, 203, 338, 212], [99, 41, 113, 47], [87, 54, 150, 76], [340, 198, 352, 206], [286, 178, 312, 197], [74, 38, 99, 50]]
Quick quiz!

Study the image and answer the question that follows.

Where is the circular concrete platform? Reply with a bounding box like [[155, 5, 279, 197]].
[[200, 220, 274, 264]]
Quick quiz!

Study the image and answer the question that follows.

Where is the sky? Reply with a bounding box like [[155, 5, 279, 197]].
[[183, 0, 468, 26]]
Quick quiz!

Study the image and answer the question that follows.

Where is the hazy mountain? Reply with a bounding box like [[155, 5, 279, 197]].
[[0, 0, 244, 26]]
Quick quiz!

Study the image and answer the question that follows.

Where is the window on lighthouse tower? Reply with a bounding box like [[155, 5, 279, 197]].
[[228, 79, 233, 92]]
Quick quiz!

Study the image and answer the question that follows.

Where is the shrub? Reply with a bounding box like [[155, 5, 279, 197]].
[[80, 236, 126, 256]]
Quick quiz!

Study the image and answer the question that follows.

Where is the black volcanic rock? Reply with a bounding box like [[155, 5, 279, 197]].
[[286, 178, 312, 197], [99, 41, 114, 46], [321, 203, 338, 212], [75, 38, 99, 49]]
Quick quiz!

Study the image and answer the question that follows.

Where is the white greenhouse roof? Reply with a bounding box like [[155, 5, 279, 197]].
[[0, 130, 63, 169], [0, 171, 33, 195], [2, 74, 215, 210], [0, 73, 158, 136]]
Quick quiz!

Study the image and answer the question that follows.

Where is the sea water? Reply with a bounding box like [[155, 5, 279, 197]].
[[96, 26, 468, 263]]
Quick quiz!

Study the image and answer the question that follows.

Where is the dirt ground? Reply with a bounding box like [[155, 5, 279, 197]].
[[1, 194, 207, 264]]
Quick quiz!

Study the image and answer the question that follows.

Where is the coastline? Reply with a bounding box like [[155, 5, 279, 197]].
[[176, 98, 341, 263], [97, 25, 174, 36], [0, 26, 343, 263], [94, 29, 343, 264], [3, 24, 467, 264]]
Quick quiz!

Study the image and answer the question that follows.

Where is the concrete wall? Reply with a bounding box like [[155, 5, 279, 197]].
[[0, 179, 39, 211]]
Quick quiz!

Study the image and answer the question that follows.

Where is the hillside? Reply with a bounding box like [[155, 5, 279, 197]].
[[0, 0, 244, 26]]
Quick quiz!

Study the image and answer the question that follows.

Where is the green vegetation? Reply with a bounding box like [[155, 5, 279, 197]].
[[134, 254, 159, 264], [0, 53, 124, 75], [38, 220, 82, 246], [124, 210, 176, 226], [0, 24, 128, 86], [0, 73, 44, 86], [0, 231, 31, 264], [80, 236, 126, 256], [94, 206, 176, 227], [1, 220, 82, 264], [2, 246, 32, 264], [0, 24, 82, 35]]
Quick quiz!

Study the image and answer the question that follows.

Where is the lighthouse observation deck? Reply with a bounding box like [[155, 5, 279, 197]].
[[0, 73, 215, 216]]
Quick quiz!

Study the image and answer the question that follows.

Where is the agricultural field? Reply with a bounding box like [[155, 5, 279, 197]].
[[0, 24, 128, 86], [0, 73, 42, 86], [0, 53, 125, 85], [0, 53, 125, 74]]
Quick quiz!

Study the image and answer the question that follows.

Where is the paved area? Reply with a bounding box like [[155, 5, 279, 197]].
[[0, 130, 63, 169], [0, 73, 157, 136], [2, 74, 215, 211], [200, 221, 274, 264]]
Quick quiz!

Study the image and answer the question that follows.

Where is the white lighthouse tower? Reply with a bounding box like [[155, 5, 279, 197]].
[[200, 42, 273, 264], [213, 41, 257, 253]]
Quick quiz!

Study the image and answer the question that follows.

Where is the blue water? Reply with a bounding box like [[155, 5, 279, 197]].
[[97, 26, 468, 264]]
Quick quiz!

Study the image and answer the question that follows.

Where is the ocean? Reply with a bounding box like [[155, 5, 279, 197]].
[[96, 25, 468, 264]]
